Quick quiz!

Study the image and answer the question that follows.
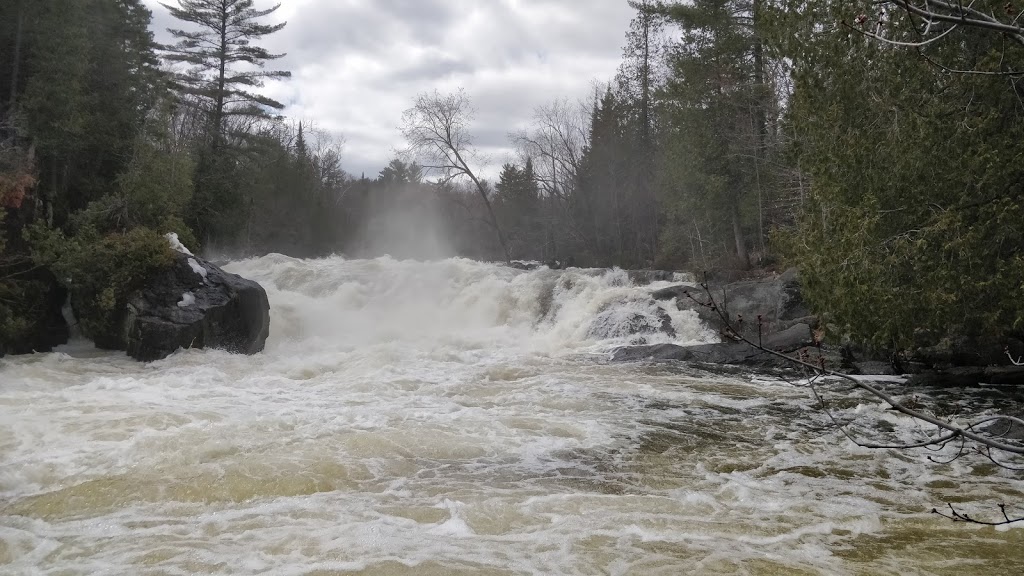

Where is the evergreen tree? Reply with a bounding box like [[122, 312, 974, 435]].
[[161, 0, 291, 143], [160, 0, 291, 247], [654, 0, 774, 269], [775, 0, 1024, 353], [377, 159, 423, 186], [621, 1, 668, 263], [13, 0, 164, 224], [495, 160, 540, 259], [577, 89, 634, 265]]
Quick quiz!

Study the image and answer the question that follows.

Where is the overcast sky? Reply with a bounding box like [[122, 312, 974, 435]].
[[144, 0, 637, 180]]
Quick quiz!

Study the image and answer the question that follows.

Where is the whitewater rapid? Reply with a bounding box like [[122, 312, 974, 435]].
[[1, 255, 1022, 575]]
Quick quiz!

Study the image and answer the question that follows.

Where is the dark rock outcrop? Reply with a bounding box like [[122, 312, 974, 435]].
[[906, 366, 1024, 387], [650, 284, 691, 302], [33, 270, 70, 353], [612, 323, 814, 367], [650, 268, 811, 340], [852, 361, 899, 376], [0, 267, 69, 356], [910, 336, 1024, 369], [122, 252, 270, 361]]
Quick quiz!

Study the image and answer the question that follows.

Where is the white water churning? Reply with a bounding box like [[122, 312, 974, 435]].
[[1, 255, 1022, 575]]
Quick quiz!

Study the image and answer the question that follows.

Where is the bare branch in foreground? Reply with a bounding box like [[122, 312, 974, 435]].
[[690, 274, 1024, 525], [934, 503, 1022, 526]]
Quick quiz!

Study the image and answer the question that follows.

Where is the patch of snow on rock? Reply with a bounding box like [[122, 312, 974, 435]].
[[177, 291, 196, 308], [188, 257, 208, 279], [165, 232, 194, 256]]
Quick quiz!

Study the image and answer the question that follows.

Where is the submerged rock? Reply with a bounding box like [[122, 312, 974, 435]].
[[123, 252, 270, 361], [587, 296, 676, 341], [506, 260, 540, 271]]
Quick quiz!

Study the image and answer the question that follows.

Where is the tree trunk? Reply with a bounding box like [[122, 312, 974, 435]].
[[46, 156, 57, 227], [732, 206, 750, 270], [214, 7, 228, 145], [751, 0, 768, 253], [7, 0, 25, 116], [462, 165, 511, 262]]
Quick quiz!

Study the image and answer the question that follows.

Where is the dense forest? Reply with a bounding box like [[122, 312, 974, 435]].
[[1, 0, 1022, 360]]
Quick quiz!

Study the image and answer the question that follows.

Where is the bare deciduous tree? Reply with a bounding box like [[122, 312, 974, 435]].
[[401, 89, 510, 261], [510, 98, 593, 248]]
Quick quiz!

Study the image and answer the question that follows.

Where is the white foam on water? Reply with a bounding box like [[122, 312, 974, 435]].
[[1, 255, 1022, 575]]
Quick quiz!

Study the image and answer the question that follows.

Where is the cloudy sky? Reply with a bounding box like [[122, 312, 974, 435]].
[[143, 0, 637, 179]]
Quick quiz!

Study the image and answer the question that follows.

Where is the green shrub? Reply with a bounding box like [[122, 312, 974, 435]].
[[30, 224, 175, 347], [0, 229, 57, 354]]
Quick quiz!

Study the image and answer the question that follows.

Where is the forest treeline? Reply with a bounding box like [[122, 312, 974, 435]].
[[1, 0, 1022, 356]]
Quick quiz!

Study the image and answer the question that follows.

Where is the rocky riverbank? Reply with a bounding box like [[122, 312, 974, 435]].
[[610, 268, 1024, 386]]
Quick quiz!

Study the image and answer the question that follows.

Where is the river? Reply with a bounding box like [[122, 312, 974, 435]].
[[1, 255, 1022, 575]]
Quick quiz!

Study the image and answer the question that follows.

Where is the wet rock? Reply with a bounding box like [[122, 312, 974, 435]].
[[912, 336, 1024, 369], [506, 260, 540, 271], [0, 266, 69, 355], [123, 252, 270, 361], [588, 297, 676, 340], [650, 285, 691, 302], [853, 361, 899, 376], [627, 270, 677, 284], [906, 366, 1024, 387], [982, 417, 1024, 440], [664, 268, 810, 342], [612, 323, 814, 367]]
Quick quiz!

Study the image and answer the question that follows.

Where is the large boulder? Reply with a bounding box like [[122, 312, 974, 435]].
[[123, 251, 270, 361]]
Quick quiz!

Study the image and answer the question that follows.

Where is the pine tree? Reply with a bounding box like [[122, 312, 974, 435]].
[[160, 0, 291, 143], [621, 1, 668, 263], [577, 89, 634, 265], [654, 0, 772, 269], [294, 122, 308, 162], [377, 159, 423, 186]]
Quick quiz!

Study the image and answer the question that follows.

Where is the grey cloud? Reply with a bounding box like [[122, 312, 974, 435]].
[[269, 0, 462, 62], [471, 125, 519, 151], [375, 54, 476, 89], [144, 0, 636, 179]]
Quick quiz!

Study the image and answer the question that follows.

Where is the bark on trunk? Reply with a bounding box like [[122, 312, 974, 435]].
[[732, 207, 750, 270], [7, 0, 25, 115]]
